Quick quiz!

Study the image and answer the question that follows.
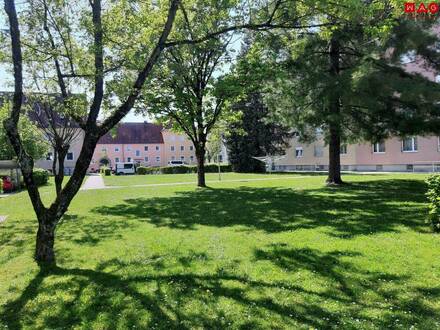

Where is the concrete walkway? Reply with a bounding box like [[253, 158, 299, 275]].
[[81, 175, 106, 190]]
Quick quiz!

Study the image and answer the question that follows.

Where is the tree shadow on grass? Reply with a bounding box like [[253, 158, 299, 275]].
[[92, 179, 429, 238], [1, 246, 438, 329]]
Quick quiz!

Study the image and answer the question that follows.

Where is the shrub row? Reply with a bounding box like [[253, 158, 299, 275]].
[[426, 175, 440, 232], [136, 164, 232, 175], [100, 167, 112, 176], [33, 168, 49, 186]]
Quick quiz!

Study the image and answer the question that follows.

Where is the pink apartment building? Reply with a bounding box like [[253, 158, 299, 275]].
[[88, 122, 197, 171], [275, 135, 440, 172]]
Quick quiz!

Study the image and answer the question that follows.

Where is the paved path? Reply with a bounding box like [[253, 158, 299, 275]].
[[81, 175, 106, 190], [83, 175, 312, 191]]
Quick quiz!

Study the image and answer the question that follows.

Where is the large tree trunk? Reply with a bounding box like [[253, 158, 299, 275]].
[[326, 34, 344, 185], [54, 149, 67, 197], [327, 125, 343, 184], [35, 215, 57, 265], [196, 146, 206, 188]]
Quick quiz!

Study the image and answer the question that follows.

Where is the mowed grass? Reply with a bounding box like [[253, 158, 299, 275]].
[[103, 172, 301, 186], [0, 173, 439, 329]]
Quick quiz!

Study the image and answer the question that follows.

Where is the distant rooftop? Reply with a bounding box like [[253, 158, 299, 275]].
[[98, 122, 164, 144]]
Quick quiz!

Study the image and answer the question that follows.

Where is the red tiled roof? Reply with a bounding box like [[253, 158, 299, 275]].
[[98, 122, 164, 144]]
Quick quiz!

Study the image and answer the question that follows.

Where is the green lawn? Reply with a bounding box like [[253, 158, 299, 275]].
[[1, 173, 439, 329], [102, 172, 301, 186]]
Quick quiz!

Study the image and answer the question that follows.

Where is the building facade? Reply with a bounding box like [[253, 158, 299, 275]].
[[88, 122, 198, 171], [35, 129, 85, 175], [275, 135, 440, 172]]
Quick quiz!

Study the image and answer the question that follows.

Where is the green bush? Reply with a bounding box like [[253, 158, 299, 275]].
[[33, 168, 49, 186], [136, 166, 159, 175], [204, 164, 232, 173], [426, 175, 440, 232], [135, 164, 232, 175], [160, 165, 196, 174], [0, 179, 3, 193], [100, 167, 111, 176]]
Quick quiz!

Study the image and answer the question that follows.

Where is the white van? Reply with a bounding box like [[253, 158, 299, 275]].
[[115, 162, 136, 175]]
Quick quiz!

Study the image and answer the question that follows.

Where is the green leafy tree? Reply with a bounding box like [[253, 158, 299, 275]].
[[0, 103, 48, 160], [140, 36, 234, 187]]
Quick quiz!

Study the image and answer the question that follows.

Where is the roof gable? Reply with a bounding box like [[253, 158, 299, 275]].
[[98, 122, 164, 144]]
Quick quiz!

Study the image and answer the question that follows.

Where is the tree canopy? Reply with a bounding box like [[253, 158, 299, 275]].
[[0, 103, 48, 161]]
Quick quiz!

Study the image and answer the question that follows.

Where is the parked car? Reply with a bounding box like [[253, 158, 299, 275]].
[[115, 162, 136, 175], [1, 176, 14, 192], [168, 160, 187, 166]]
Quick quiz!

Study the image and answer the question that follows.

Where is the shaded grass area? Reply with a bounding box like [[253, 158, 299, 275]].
[[102, 172, 302, 186], [0, 174, 439, 329]]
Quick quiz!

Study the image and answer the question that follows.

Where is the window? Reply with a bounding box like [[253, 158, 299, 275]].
[[135, 150, 140, 157], [340, 145, 347, 155], [156, 146, 160, 151], [144, 157, 149, 162], [171, 156, 175, 161], [124, 164, 133, 169], [314, 146, 323, 158], [66, 152, 74, 161], [373, 141, 386, 153], [171, 146, 175, 151], [180, 146, 185, 151], [402, 137, 418, 152], [190, 156, 194, 162], [101, 147, 107, 152], [115, 147, 120, 152], [156, 156, 160, 162], [295, 147, 303, 158], [144, 146, 149, 151], [46, 152, 53, 161], [190, 146, 194, 151], [181, 156, 185, 161], [127, 146, 131, 151], [218, 154, 223, 163], [127, 157, 132, 162], [115, 157, 120, 163]]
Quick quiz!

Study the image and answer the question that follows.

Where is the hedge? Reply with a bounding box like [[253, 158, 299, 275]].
[[136, 164, 232, 175], [33, 168, 49, 186], [426, 175, 440, 232], [100, 167, 112, 176]]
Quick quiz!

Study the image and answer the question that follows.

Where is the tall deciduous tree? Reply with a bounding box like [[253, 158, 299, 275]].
[[141, 35, 234, 187]]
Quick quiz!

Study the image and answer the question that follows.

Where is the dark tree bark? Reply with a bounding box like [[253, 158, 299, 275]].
[[35, 215, 57, 265], [53, 147, 68, 197], [326, 35, 344, 185], [195, 145, 207, 187], [327, 125, 343, 184]]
